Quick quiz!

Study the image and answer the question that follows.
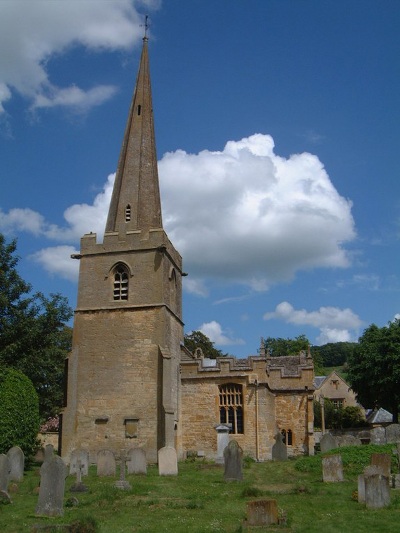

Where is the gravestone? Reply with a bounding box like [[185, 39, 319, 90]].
[[69, 449, 89, 477], [245, 499, 278, 526], [127, 448, 147, 475], [158, 446, 178, 476], [371, 453, 391, 477], [358, 474, 366, 503], [70, 459, 88, 493], [7, 446, 24, 482], [337, 434, 361, 447], [214, 424, 231, 464], [114, 451, 131, 490], [370, 426, 386, 445], [0, 454, 11, 493], [364, 466, 390, 509], [386, 424, 400, 443], [97, 449, 116, 477], [320, 433, 337, 453], [271, 432, 287, 461], [223, 440, 243, 481], [322, 455, 344, 482], [36, 454, 67, 516]]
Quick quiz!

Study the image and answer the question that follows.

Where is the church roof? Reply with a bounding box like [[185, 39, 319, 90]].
[[105, 36, 162, 235]]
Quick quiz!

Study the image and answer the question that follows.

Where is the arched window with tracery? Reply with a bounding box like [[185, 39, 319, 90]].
[[281, 429, 293, 446], [219, 383, 244, 434], [113, 264, 129, 301]]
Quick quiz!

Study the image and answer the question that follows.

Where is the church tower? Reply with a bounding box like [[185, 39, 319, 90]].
[[61, 35, 183, 463]]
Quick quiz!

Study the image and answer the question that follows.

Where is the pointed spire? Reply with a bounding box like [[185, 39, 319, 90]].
[[105, 34, 162, 235]]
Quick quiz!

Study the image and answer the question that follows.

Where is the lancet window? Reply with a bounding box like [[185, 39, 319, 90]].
[[219, 383, 244, 434], [113, 264, 129, 301]]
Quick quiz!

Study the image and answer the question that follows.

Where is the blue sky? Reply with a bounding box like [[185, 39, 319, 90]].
[[1, 0, 399, 357]]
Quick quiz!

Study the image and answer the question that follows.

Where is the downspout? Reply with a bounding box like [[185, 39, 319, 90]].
[[255, 379, 259, 461]]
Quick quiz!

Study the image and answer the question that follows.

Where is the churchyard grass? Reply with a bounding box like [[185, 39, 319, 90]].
[[1, 445, 400, 532]]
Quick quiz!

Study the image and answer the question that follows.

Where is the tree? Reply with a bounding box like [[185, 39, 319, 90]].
[[0, 234, 73, 420], [184, 331, 228, 359], [347, 319, 400, 423], [264, 335, 310, 356], [312, 342, 357, 367], [0, 367, 40, 458]]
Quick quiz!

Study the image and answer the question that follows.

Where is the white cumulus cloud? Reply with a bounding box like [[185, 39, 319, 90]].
[[31, 245, 80, 282], [198, 321, 245, 346], [160, 133, 356, 289], [0, 0, 158, 113], [264, 301, 363, 344]]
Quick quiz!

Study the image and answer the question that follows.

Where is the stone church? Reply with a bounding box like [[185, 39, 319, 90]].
[[61, 36, 315, 464]]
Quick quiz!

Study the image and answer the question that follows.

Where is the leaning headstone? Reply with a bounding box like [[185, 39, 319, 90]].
[[214, 424, 231, 464], [0, 490, 11, 504], [0, 454, 11, 494], [245, 499, 278, 527], [114, 451, 131, 490], [127, 448, 147, 475], [320, 433, 337, 453], [371, 453, 391, 477], [36, 454, 67, 516], [364, 466, 390, 509], [271, 432, 287, 461], [224, 440, 243, 481], [97, 449, 116, 477], [386, 424, 400, 444], [322, 454, 344, 482], [7, 446, 24, 482], [158, 446, 178, 476], [69, 449, 89, 477], [370, 426, 386, 445]]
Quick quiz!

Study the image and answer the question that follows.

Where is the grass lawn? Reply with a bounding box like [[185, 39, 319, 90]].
[[1, 445, 400, 532]]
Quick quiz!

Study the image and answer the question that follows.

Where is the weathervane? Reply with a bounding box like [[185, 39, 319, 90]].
[[141, 14, 150, 39]]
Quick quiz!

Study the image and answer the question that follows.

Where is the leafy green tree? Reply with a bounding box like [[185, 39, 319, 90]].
[[347, 319, 400, 423], [313, 342, 357, 368], [264, 334, 310, 356], [0, 234, 73, 420], [184, 330, 228, 359], [0, 367, 40, 458]]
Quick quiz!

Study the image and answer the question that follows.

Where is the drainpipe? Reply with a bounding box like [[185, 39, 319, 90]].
[[254, 379, 259, 461]]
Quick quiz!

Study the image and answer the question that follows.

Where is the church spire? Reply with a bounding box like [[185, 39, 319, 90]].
[[105, 34, 162, 235]]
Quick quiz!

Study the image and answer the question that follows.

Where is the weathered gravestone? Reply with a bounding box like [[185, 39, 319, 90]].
[[114, 451, 131, 490], [69, 449, 89, 477], [7, 446, 24, 482], [322, 454, 344, 482], [364, 466, 390, 509], [214, 424, 231, 464], [70, 459, 88, 493], [224, 440, 243, 481], [337, 434, 361, 447], [158, 446, 178, 476], [371, 453, 391, 477], [0, 454, 11, 494], [127, 448, 147, 475], [358, 474, 366, 504], [320, 433, 337, 453], [97, 449, 116, 477], [36, 454, 67, 516], [245, 499, 278, 527], [370, 426, 386, 445], [386, 424, 400, 444], [271, 432, 287, 461]]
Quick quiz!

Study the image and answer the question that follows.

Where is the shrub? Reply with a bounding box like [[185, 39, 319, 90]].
[[0, 368, 40, 459]]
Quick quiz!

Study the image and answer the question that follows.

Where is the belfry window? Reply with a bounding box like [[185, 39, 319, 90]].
[[219, 383, 244, 434], [125, 205, 131, 222], [113, 264, 129, 300]]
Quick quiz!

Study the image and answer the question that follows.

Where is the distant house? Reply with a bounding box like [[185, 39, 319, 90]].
[[314, 370, 361, 410]]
